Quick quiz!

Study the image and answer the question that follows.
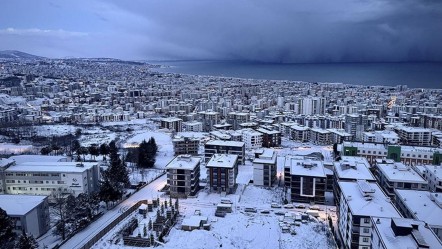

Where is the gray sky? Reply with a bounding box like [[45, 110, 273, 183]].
[[1, 0, 441, 63]]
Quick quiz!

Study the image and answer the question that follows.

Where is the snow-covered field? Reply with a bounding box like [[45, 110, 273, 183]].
[[93, 184, 334, 249]]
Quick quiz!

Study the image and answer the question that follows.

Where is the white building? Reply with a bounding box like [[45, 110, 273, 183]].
[[242, 129, 263, 150], [395, 126, 433, 146], [362, 130, 399, 144], [3, 161, 100, 197], [253, 149, 277, 187], [394, 189, 442, 241], [338, 180, 402, 249], [375, 161, 428, 199], [371, 217, 442, 249], [414, 164, 442, 193], [290, 124, 310, 142], [182, 121, 203, 132], [0, 194, 50, 238]]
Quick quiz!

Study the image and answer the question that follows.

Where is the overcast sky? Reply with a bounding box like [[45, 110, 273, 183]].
[[1, 0, 441, 63]]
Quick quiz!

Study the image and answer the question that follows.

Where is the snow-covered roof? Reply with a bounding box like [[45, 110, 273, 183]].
[[0, 194, 47, 216], [377, 163, 427, 184], [182, 215, 208, 227], [334, 156, 375, 181], [373, 217, 442, 249], [256, 128, 280, 135], [161, 117, 182, 122], [0, 158, 14, 168], [166, 155, 200, 170], [6, 162, 97, 173], [205, 140, 244, 147], [253, 149, 276, 165], [291, 125, 309, 131], [339, 181, 401, 218], [285, 156, 326, 178], [419, 165, 442, 180], [9, 155, 68, 164], [395, 190, 442, 228], [206, 154, 238, 168]]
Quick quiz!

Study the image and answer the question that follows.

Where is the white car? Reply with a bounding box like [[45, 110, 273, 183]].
[[283, 204, 294, 209], [271, 203, 282, 208]]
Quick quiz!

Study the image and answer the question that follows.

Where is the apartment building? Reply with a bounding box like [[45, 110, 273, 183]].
[[206, 154, 239, 194], [253, 149, 277, 187], [371, 217, 442, 249], [3, 161, 100, 197], [165, 155, 200, 198], [0, 194, 50, 238], [242, 129, 263, 150], [309, 128, 331, 145], [172, 136, 200, 155], [333, 156, 376, 207], [204, 140, 245, 164], [362, 130, 399, 144], [160, 117, 183, 132], [345, 114, 368, 141], [256, 127, 281, 148], [394, 189, 442, 241], [396, 126, 432, 146], [341, 141, 442, 165], [284, 156, 326, 204], [182, 121, 203, 132], [338, 180, 401, 249], [198, 111, 220, 132], [327, 128, 353, 144], [290, 124, 310, 142], [414, 164, 442, 193], [374, 160, 428, 199]]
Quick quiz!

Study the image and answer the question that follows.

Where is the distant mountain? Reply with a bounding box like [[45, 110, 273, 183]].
[[0, 50, 45, 59]]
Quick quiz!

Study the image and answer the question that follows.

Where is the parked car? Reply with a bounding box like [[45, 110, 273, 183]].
[[271, 203, 282, 208], [215, 211, 226, 217], [260, 209, 270, 214], [244, 207, 257, 213], [283, 204, 294, 209], [295, 204, 306, 209]]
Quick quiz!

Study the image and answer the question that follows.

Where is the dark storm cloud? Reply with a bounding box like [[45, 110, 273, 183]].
[[0, 0, 441, 62]]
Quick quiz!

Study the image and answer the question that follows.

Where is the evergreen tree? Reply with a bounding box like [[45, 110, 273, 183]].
[[146, 137, 158, 168], [15, 232, 38, 249], [88, 144, 99, 160], [0, 208, 15, 248], [71, 139, 81, 156], [51, 194, 70, 240], [99, 143, 110, 161], [40, 146, 52, 155]]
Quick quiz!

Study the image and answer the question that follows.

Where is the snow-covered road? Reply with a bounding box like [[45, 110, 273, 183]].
[[60, 174, 167, 249]]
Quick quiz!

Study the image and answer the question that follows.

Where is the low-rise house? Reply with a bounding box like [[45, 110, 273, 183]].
[[0, 194, 50, 238]]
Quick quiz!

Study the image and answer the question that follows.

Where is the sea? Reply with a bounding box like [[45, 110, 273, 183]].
[[153, 61, 442, 89]]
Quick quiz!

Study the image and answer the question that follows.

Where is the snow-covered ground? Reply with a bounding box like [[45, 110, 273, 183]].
[[93, 184, 334, 249], [124, 130, 175, 170]]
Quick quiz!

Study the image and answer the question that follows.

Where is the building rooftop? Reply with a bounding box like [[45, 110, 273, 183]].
[[334, 156, 375, 181], [253, 149, 277, 164], [395, 190, 442, 228], [377, 162, 427, 184], [0, 194, 47, 216], [285, 156, 326, 177], [339, 181, 401, 218], [165, 155, 200, 170], [6, 162, 97, 173], [206, 154, 238, 168], [373, 217, 442, 249], [291, 124, 310, 131], [256, 128, 280, 135], [205, 140, 245, 147], [9, 155, 68, 164]]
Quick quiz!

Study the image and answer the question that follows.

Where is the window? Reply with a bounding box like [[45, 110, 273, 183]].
[[364, 218, 370, 223], [363, 228, 369, 233], [362, 238, 369, 243]]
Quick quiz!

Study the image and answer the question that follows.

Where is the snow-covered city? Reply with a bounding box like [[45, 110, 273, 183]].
[[1, 1, 442, 249]]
